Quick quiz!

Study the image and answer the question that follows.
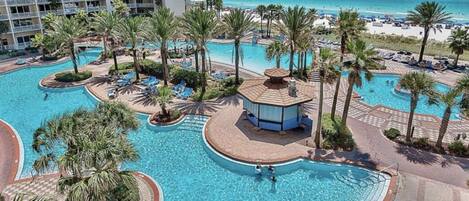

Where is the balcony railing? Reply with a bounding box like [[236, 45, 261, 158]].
[[10, 12, 38, 19], [40, 10, 64, 16], [6, 0, 36, 5], [12, 24, 41, 32], [64, 7, 84, 14], [137, 3, 154, 8], [62, 0, 86, 3], [36, 0, 52, 4], [0, 14, 9, 20], [88, 6, 107, 12], [17, 41, 32, 49]]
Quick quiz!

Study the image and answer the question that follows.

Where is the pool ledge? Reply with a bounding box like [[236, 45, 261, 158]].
[[0, 119, 24, 191]]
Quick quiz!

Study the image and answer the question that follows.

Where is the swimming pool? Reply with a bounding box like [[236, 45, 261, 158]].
[[343, 72, 461, 120], [139, 41, 314, 73], [0, 49, 390, 200]]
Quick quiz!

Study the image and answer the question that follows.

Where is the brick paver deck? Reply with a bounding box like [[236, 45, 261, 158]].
[[0, 119, 21, 192]]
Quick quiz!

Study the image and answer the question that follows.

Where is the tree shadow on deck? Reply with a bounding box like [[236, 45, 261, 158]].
[[395, 143, 439, 165]]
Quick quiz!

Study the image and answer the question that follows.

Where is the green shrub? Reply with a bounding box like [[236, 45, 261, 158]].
[[109, 59, 167, 76], [170, 109, 182, 120], [412, 137, 431, 150], [41, 55, 58, 61], [221, 77, 243, 87], [55, 71, 92, 82], [384, 128, 400, 140], [448, 141, 468, 156], [221, 86, 238, 97], [321, 114, 355, 150], [193, 87, 221, 101], [171, 68, 201, 88]]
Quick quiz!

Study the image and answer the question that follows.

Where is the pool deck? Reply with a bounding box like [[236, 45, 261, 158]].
[[0, 119, 20, 192]]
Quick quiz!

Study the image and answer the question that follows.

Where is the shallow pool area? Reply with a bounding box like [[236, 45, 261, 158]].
[[343, 72, 461, 120], [0, 48, 390, 201]]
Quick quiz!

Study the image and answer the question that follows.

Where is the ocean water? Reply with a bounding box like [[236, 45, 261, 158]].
[[224, 0, 469, 23]]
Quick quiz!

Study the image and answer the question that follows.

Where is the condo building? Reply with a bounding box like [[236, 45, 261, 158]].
[[0, 0, 190, 50]]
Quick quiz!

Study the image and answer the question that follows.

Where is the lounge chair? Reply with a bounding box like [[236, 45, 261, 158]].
[[141, 76, 159, 86], [178, 87, 193, 100], [211, 71, 227, 80], [143, 85, 158, 96], [15, 58, 26, 65], [108, 88, 117, 99], [116, 72, 136, 87], [432, 62, 447, 71], [172, 80, 186, 95]]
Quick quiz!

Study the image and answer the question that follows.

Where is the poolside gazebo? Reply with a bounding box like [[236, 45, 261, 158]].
[[237, 68, 314, 131]]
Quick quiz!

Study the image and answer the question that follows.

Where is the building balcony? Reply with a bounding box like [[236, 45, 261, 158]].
[[40, 10, 64, 16], [17, 41, 32, 49], [0, 14, 9, 20], [87, 6, 107, 12], [12, 24, 41, 33], [62, 0, 86, 3], [64, 7, 84, 14], [10, 12, 39, 19], [6, 0, 36, 5]]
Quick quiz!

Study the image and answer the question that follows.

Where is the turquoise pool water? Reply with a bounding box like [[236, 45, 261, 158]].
[[0, 49, 390, 200], [140, 41, 313, 73], [343, 72, 461, 120]]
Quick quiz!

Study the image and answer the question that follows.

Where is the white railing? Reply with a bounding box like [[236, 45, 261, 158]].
[[62, 0, 85, 3], [0, 14, 9, 20], [127, 3, 137, 8], [36, 0, 50, 3], [87, 6, 107, 12], [10, 12, 38, 19], [64, 7, 83, 14], [6, 0, 36, 5], [17, 42, 32, 49], [137, 3, 153, 8], [12, 24, 41, 32], [40, 10, 64, 16]]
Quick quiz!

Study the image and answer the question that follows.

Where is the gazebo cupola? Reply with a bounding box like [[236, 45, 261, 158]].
[[237, 68, 314, 131]]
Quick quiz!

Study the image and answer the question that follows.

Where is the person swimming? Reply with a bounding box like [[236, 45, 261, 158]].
[[268, 165, 275, 174], [44, 93, 48, 101], [255, 164, 262, 175], [271, 175, 277, 182]]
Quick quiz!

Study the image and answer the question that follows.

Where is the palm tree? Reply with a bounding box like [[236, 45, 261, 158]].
[[91, 11, 121, 61], [331, 10, 367, 120], [32, 102, 140, 201], [267, 4, 282, 38], [147, 8, 179, 86], [457, 75, 469, 117], [277, 6, 314, 76], [181, 8, 217, 94], [407, 1, 451, 62], [115, 16, 146, 80], [256, 5, 267, 38], [436, 89, 460, 148], [448, 28, 469, 67], [214, 0, 223, 18], [48, 16, 87, 74], [315, 47, 340, 148], [153, 86, 172, 116], [220, 9, 255, 85], [295, 32, 313, 79], [266, 40, 287, 68], [342, 40, 380, 126], [399, 72, 437, 142]]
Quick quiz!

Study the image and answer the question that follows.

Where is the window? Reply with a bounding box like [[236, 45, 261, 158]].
[[16, 35, 33, 44], [12, 19, 33, 27], [10, 6, 30, 14], [39, 5, 52, 11]]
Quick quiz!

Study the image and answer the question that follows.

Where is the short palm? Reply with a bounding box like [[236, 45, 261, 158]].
[[220, 9, 255, 84], [32, 102, 140, 201], [399, 72, 437, 142], [48, 16, 87, 74], [448, 28, 469, 67], [266, 40, 287, 68], [91, 11, 121, 61]]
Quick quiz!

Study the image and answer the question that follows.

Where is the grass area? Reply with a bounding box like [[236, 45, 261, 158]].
[[108, 59, 175, 76], [316, 33, 469, 61], [321, 113, 355, 151], [192, 77, 242, 101], [55, 71, 92, 82]]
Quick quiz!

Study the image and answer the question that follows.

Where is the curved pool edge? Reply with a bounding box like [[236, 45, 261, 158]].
[[200, 116, 395, 201], [0, 119, 24, 181], [135, 172, 164, 201]]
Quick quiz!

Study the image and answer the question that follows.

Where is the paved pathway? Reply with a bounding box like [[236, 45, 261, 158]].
[[0, 120, 20, 192]]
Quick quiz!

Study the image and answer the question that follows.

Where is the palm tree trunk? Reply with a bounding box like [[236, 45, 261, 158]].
[[289, 43, 294, 76], [102, 35, 108, 61], [235, 39, 240, 85], [113, 49, 118, 73], [266, 17, 271, 38], [406, 98, 418, 142], [161, 41, 169, 86], [436, 107, 452, 147], [453, 53, 460, 67], [132, 48, 140, 80], [418, 27, 430, 63], [275, 56, 280, 68], [315, 69, 324, 148], [341, 78, 354, 126], [195, 48, 200, 72], [201, 46, 207, 94], [260, 14, 263, 38], [303, 51, 308, 76], [70, 42, 78, 74], [298, 52, 302, 78], [331, 36, 347, 120]]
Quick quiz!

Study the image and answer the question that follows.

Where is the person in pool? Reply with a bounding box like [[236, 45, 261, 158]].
[[271, 175, 277, 182], [255, 164, 262, 175], [44, 93, 48, 101]]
